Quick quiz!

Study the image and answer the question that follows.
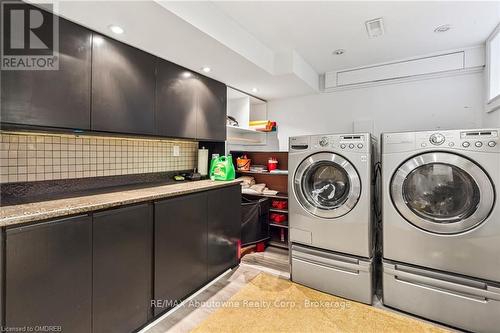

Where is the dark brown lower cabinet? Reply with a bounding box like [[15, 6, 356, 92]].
[[5, 215, 92, 333], [207, 185, 241, 280], [2, 185, 241, 331], [154, 192, 208, 316], [92, 204, 153, 333]]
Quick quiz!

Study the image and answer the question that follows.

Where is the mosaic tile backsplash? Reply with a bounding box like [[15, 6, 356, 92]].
[[0, 131, 198, 183]]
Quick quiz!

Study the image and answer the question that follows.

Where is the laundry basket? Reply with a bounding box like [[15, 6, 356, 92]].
[[241, 196, 271, 246]]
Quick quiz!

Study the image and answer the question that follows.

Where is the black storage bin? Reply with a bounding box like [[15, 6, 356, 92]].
[[241, 196, 270, 246]]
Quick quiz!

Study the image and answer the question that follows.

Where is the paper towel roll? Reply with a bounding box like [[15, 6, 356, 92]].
[[198, 147, 209, 176]]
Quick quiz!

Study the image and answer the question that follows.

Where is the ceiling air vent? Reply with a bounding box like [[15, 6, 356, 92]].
[[365, 18, 384, 38]]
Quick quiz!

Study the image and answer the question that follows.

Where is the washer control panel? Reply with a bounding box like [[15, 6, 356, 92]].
[[309, 134, 370, 153], [415, 130, 499, 152]]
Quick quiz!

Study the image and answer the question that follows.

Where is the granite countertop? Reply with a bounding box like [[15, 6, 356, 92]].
[[0, 179, 241, 227]]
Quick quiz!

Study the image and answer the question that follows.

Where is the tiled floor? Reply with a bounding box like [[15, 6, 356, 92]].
[[142, 247, 460, 333]]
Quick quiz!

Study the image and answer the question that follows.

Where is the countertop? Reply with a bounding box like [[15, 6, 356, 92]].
[[0, 179, 241, 227]]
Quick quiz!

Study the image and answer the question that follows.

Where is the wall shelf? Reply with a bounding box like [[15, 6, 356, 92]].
[[270, 208, 288, 213], [269, 222, 288, 229], [268, 240, 289, 250], [226, 125, 258, 134], [236, 170, 288, 176], [243, 192, 288, 200], [226, 125, 267, 145], [232, 150, 289, 251]]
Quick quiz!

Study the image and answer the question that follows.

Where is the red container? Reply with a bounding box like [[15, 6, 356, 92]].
[[268, 158, 278, 171], [270, 213, 287, 223], [272, 200, 287, 210], [256, 242, 266, 252]]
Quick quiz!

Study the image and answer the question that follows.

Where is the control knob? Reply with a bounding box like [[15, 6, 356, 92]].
[[429, 133, 445, 145], [319, 137, 329, 147]]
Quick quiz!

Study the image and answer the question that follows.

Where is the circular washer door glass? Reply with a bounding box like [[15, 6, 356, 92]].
[[402, 163, 480, 223], [293, 152, 361, 219], [391, 152, 494, 234], [302, 161, 350, 209]]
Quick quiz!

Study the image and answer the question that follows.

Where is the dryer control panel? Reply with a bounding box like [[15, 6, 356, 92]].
[[415, 130, 499, 152]]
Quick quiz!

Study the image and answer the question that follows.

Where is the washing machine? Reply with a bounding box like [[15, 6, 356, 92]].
[[288, 133, 377, 304], [382, 129, 500, 333]]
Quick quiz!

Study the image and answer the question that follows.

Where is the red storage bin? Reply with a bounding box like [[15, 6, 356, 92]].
[[271, 200, 288, 210], [270, 213, 287, 223]]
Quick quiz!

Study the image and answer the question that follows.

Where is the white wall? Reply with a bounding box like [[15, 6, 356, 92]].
[[268, 72, 486, 151], [483, 108, 500, 127], [227, 97, 250, 128]]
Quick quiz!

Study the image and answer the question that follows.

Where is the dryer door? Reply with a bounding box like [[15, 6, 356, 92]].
[[391, 152, 495, 234], [293, 152, 361, 218]]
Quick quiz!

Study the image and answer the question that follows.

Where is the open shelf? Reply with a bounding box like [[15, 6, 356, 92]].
[[226, 125, 259, 134], [243, 192, 288, 200], [268, 240, 289, 250], [226, 125, 267, 145], [232, 150, 289, 251], [269, 222, 288, 229], [270, 208, 288, 213], [236, 170, 288, 176]]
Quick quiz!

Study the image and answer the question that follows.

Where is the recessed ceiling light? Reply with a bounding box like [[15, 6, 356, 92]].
[[251, 88, 258, 93], [181, 71, 192, 78], [434, 24, 452, 33], [109, 25, 124, 34], [333, 49, 345, 55], [201, 67, 211, 73]]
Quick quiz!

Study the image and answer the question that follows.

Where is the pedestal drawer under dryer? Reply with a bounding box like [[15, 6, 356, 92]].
[[383, 260, 500, 333]]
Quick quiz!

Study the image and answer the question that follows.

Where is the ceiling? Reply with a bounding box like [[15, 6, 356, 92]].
[[214, 1, 500, 73], [35, 1, 500, 100]]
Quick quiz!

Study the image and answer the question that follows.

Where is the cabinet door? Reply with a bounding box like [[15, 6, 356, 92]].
[[156, 61, 197, 139], [1, 15, 91, 130], [5, 215, 92, 333], [207, 185, 241, 279], [154, 192, 207, 315], [196, 75, 227, 141], [92, 34, 156, 135], [93, 204, 152, 333]]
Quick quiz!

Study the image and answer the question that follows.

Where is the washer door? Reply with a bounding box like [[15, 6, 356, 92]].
[[293, 152, 361, 218], [391, 152, 495, 234]]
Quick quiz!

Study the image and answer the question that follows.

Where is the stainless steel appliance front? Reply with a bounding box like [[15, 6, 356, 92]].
[[383, 260, 500, 333], [292, 244, 373, 304], [382, 129, 500, 332], [289, 133, 376, 305], [382, 129, 500, 281], [289, 133, 375, 257]]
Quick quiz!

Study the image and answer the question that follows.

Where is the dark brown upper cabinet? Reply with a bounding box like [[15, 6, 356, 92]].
[[91, 34, 156, 135], [156, 61, 227, 141], [1, 16, 92, 130], [155, 60, 197, 139], [195, 74, 227, 141]]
